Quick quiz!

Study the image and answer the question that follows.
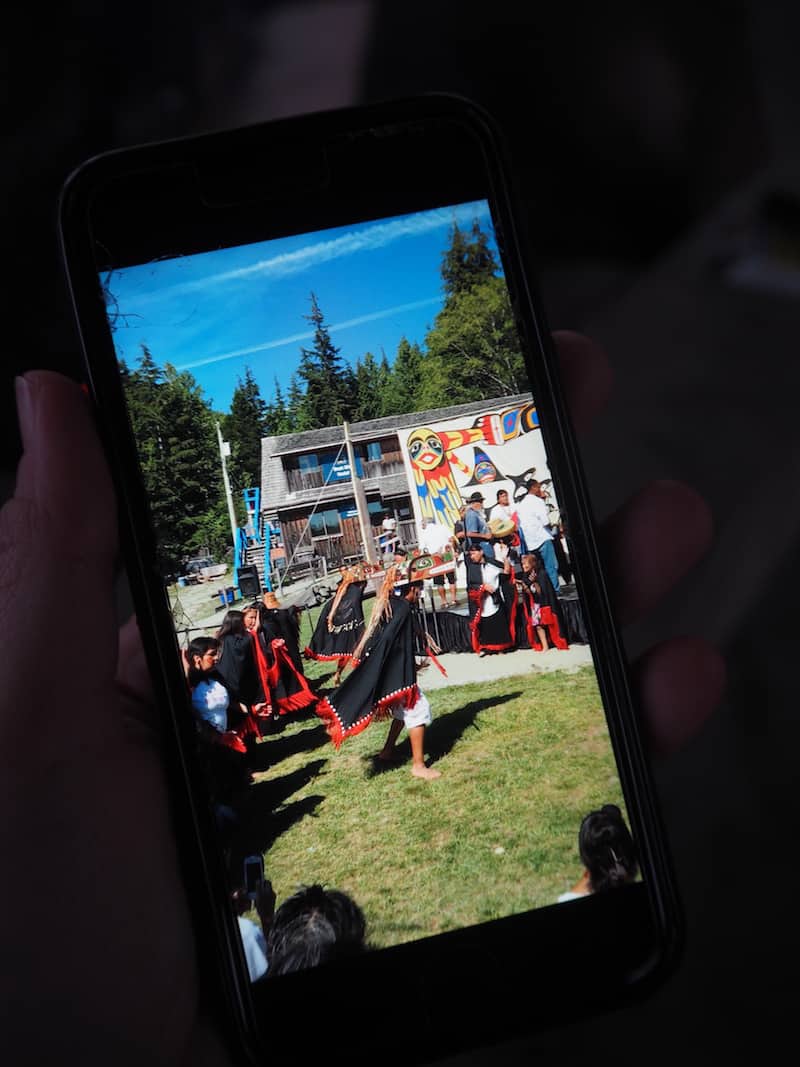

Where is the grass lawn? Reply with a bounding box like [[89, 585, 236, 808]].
[[235, 663, 625, 950]]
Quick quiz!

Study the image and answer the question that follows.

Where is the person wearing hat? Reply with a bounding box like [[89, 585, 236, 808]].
[[464, 491, 495, 560]]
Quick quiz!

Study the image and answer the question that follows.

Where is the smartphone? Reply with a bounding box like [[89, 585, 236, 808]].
[[59, 95, 681, 1065], [243, 855, 264, 900]]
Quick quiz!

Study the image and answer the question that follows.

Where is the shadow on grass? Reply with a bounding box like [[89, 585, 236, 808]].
[[228, 793, 325, 873], [427, 691, 522, 766], [251, 758, 328, 809], [226, 757, 328, 869], [249, 723, 329, 771], [363, 691, 522, 775]]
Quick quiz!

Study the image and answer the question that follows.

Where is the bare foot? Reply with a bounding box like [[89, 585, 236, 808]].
[[375, 750, 400, 764], [411, 764, 441, 780]]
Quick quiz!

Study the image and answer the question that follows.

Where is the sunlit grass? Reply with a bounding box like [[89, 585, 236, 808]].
[[245, 665, 624, 949]]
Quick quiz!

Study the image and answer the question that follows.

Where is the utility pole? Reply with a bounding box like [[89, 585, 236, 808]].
[[216, 421, 239, 559], [343, 420, 378, 564]]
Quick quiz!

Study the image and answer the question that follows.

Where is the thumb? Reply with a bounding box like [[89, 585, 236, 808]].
[[0, 372, 120, 746], [12, 372, 117, 558]]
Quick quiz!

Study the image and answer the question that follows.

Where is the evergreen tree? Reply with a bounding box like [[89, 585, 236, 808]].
[[387, 336, 423, 414], [224, 367, 267, 495], [351, 351, 390, 422], [286, 373, 309, 431], [441, 218, 499, 305], [296, 292, 351, 428], [121, 347, 231, 571], [418, 275, 528, 407], [265, 377, 292, 436]]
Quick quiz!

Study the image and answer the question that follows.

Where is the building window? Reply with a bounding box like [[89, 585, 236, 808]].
[[366, 441, 382, 461], [310, 509, 341, 538]]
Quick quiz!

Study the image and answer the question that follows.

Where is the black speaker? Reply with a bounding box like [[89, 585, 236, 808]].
[[236, 565, 261, 599]]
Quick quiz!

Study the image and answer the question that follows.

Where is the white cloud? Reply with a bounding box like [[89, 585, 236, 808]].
[[175, 295, 443, 371], [132, 200, 491, 303]]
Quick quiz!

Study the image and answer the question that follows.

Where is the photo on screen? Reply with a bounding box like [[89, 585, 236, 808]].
[[103, 200, 639, 981]]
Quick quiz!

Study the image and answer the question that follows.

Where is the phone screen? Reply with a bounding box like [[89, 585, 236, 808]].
[[100, 198, 640, 980]]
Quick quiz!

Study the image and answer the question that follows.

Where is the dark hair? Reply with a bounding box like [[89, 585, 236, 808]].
[[216, 609, 246, 640], [187, 636, 220, 686], [527, 479, 541, 491], [393, 546, 408, 558], [188, 636, 219, 660], [578, 804, 638, 893], [496, 488, 508, 499], [266, 884, 367, 976]]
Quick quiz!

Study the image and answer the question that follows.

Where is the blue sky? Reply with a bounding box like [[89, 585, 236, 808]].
[[106, 199, 497, 412]]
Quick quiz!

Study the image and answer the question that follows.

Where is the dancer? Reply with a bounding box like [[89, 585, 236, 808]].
[[261, 591, 306, 676], [519, 553, 568, 650], [304, 564, 368, 684], [466, 543, 517, 655], [216, 610, 271, 741], [246, 601, 317, 717], [315, 567, 442, 780]]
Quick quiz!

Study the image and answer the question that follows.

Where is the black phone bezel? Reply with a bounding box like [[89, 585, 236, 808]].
[[59, 94, 683, 1066]]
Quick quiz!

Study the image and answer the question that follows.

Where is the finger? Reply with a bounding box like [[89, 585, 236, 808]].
[[632, 636, 726, 757], [599, 480, 713, 625], [1, 373, 120, 732], [13, 372, 117, 561], [552, 330, 613, 436]]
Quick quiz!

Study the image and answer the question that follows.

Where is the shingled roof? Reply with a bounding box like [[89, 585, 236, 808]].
[[267, 393, 533, 457]]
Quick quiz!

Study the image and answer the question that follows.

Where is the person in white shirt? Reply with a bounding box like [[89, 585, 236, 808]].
[[418, 517, 457, 606], [515, 479, 560, 594], [489, 488, 514, 525]]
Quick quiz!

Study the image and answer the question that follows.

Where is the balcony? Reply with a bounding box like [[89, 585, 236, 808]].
[[284, 454, 405, 493]]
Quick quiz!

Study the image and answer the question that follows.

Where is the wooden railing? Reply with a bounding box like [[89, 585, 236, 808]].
[[284, 455, 406, 493]]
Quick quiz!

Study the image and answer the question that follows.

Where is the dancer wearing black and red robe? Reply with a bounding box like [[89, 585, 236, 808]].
[[216, 609, 271, 744], [315, 570, 441, 779], [466, 543, 517, 655], [245, 601, 317, 717], [304, 566, 367, 685], [518, 553, 568, 651]]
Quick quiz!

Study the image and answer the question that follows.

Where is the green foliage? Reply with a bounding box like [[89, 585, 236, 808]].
[[350, 350, 391, 422], [385, 336, 423, 415], [441, 217, 499, 305], [296, 292, 352, 428], [417, 275, 528, 407], [122, 346, 231, 571], [223, 367, 267, 497]]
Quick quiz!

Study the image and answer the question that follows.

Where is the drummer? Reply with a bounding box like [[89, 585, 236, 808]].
[[487, 514, 520, 572], [489, 488, 515, 526]]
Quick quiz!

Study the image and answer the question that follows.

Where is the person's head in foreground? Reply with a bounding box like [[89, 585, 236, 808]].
[[468, 544, 485, 564], [265, 884, 367, 976], [578, 804, 638, 893], [187, 636, 220, 677]]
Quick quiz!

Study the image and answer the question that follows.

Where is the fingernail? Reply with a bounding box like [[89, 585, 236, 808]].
[[14, 375, 37, 442]]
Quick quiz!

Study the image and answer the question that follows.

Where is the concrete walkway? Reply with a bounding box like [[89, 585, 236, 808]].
[[419, 643, 594, 690]]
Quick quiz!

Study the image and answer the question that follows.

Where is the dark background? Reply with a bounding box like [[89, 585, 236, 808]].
[[4, 2, 799, 1060]]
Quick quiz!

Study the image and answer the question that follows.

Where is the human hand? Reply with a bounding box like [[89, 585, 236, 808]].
[[255, 880, 277, 933], [1, 336, 723, 1063], [0, 373, 231, 1066]]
